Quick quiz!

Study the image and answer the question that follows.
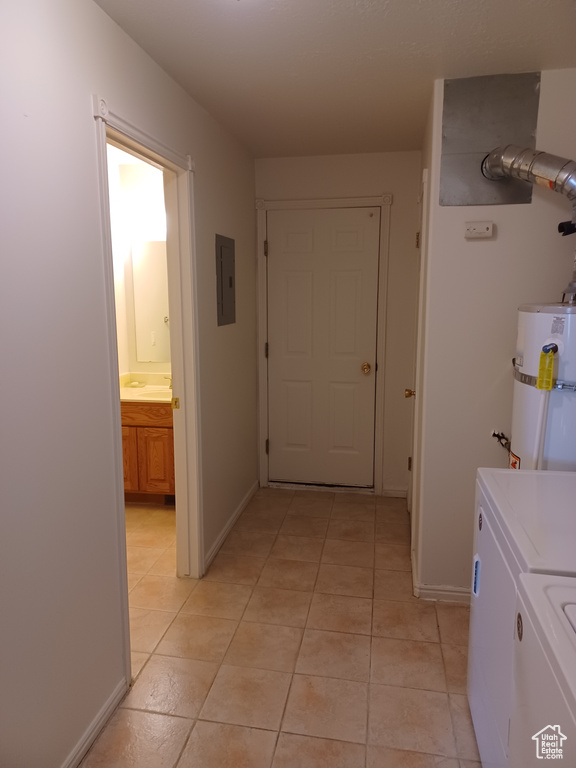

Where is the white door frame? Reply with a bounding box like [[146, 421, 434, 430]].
[[256, 195, 392, 494], [410, 169, 430, 589], [406, 172, 426, 515], [94, 98, 203, 617]]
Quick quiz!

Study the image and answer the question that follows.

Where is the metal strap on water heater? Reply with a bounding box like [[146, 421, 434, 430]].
[[513, 366, 576, 392]]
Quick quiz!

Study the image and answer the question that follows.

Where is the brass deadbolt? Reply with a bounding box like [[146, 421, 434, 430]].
[[362, 362, 371, 374], [405, 388, 416, 398]]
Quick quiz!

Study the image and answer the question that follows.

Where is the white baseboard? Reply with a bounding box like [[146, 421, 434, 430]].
[[63, 677, 128, 768], [379, 488, 407, 498], [413, 580, 471, 604], [203, 481, 259, 570], [410, 550, 470, 603]]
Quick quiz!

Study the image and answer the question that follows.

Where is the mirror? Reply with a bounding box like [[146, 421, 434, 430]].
[[132, 241, 170, 363], [107, 143, 171, 369]]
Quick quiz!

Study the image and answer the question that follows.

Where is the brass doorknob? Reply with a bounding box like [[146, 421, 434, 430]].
[[405, 388, 416, 398], [361, 362, 371, 375]]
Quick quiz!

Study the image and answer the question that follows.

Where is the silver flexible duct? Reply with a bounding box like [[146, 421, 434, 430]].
[[482, 145, 576, 301], [482, 145, 576, 204]]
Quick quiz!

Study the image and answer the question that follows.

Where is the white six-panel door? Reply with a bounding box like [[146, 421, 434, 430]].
[[267, 207, 381, 486]]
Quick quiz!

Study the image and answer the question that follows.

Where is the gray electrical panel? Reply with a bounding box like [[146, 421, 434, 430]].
[[440, 72, 540, 206], [216, 234, 236, 326]]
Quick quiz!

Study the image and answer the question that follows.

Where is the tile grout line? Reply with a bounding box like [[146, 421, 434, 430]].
[[434, 601, 461, 761], [172, 718, 196, 768], [366, 521, 376, 767], [306, 496, 334, 595], [222, 495, 293, 767], [235, 491, 292, 767]]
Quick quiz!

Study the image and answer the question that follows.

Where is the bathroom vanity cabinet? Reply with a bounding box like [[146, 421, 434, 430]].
[[120, 402, 174, 493]]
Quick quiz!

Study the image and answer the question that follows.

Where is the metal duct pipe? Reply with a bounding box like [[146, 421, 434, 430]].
[[482, 145, 576, 204], [482, 144, 576, 302]]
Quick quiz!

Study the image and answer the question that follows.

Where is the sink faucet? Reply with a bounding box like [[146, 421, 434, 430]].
[[164, 376, 172, 388]]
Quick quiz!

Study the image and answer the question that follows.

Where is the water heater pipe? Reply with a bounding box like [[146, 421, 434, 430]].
[[482, 145, 576, 300], [533, 389, 550, 470]]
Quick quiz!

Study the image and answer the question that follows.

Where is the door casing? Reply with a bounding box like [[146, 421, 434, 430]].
[[410, 169, 430, 591], [94, 95, 203, 681], [256, 195, 392, 494]]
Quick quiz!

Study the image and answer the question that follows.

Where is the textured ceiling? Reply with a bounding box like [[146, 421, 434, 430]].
[[93, 0, 576, 157]]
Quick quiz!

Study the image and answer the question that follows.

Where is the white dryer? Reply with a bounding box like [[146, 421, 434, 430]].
[[509, 573, 576, 767], [468, 468, 576, 768]]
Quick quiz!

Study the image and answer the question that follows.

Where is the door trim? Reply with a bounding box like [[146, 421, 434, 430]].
[[94, 96, 203, 681], [410, 169, 430, 589], [256, 195, 393, 493]]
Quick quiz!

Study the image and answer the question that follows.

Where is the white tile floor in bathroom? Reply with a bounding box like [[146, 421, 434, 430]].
[[81, 488, 479, 768]]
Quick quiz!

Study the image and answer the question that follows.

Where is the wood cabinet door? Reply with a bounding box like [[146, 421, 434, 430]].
[[137, 427, 175, 493], [122, 426, 139, 491]]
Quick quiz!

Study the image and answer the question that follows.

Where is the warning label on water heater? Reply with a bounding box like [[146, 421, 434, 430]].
[[509, 451, 521, 470], [551, 316, 566, 335]]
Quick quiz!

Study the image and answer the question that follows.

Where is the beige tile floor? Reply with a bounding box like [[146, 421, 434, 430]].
[[81, 489, 480, 768]]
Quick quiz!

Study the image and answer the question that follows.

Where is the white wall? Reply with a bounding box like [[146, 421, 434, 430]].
[[416, 70, 576, 595], [256, 152, 422, 494], [0, 1, 256, 765]]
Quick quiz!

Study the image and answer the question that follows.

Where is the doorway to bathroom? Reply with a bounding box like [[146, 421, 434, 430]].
[[96, 113, 202, 593], [107, 141, 178, 568]]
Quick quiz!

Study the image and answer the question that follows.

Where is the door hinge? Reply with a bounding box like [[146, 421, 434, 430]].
[[265, 342, 269, 358], [415, 232, 421, 249], [264, 240, 269, 257], [265, 439, 269, 455], [408, 456, 412, 471]]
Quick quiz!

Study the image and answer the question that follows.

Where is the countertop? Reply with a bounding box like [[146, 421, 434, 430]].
[[119, 385, 172, 403]]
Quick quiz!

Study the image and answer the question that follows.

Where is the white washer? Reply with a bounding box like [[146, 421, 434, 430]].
[[509, 573, 576, 767], [468, 468, 576, 768]]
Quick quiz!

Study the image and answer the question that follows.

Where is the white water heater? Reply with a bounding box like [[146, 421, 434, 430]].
[[510, 303, 576, 470]]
